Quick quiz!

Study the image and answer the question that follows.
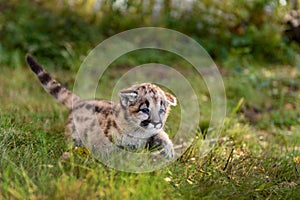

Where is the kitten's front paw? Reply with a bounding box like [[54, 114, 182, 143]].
[[160, 142, 175, 160], [147, 132, 175, 160]]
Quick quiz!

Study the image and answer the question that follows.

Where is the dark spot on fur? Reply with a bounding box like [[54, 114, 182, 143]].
[[76, 116, 82, 121], [150, 88, 156, 95], [112, 120, 117, 129], [84, 117, 90, 121], [112, 120, 122, 134], [104, 109, 112, 117], [94, 106, 102, 113], [85, 104, 92, 110], [145, 100, 150, 107], [101, 107, 112, 117], [38, 72, 51, 85], [104, 120, 111, 136], [71, 102, 85, 112], [50, 85, 62, 98]]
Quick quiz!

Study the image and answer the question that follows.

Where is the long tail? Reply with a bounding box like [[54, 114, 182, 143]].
[[26, 55, 81, 109]]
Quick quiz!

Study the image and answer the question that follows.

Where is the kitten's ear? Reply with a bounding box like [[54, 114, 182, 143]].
[[165, 92, 177, 106], [119, 90, 138, 107]]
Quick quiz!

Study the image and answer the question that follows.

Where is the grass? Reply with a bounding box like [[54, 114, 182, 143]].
[[0, 59, 300, 199]]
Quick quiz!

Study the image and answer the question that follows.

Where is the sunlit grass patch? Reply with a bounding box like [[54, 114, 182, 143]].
[[1, 63, 300, 199]]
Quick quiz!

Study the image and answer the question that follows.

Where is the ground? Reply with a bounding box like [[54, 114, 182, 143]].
[[0, 62, 300, 199]]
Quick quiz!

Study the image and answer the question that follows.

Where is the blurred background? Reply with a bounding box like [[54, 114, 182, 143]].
[[1, 0, 300, 69]]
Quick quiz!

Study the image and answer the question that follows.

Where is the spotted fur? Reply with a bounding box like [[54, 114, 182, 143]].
[[26, 55, 177, 159]]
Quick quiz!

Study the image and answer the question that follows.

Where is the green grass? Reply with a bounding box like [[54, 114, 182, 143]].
[[0, 62, 300, 199]]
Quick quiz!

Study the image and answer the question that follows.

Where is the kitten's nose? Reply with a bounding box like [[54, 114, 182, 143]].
[[152, 121, 162, 129]]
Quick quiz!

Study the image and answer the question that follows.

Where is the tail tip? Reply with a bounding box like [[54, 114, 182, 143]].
[[25, 54, 34, 64], [25, 54, 42, 74]]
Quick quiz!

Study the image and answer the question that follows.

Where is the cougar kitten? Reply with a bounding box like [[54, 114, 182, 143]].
[[26, 55, 177, 159]]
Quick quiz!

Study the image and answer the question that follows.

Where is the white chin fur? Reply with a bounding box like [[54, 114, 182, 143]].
[[147, 123, 155, 129], [145, 125, 162, 133]]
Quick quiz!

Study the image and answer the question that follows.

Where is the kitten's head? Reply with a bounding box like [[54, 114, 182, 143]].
[[119, 83, 176, 134]]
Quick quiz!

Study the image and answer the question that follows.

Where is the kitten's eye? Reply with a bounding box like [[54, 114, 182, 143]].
[[140, 108, 150, 114], [159, 109, 165, 114]]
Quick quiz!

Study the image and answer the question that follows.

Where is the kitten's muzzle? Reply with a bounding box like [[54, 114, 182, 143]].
[[152, 121, 162, 129], [140, 120, 162, 129]]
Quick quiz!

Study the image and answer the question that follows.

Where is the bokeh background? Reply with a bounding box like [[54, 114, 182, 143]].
[[1, 0, 299, 68]]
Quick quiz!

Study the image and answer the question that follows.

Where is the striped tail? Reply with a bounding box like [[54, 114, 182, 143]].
[[26, 55, 81, 110]]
